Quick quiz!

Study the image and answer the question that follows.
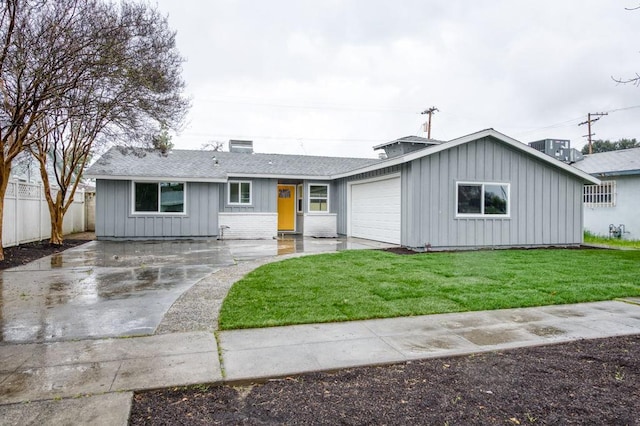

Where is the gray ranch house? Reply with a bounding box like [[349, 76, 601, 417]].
[[573, 147, 640, 240], [85, 129, 599, 250]]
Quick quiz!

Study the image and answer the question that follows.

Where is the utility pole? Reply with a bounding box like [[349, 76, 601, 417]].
[[421, 106, 439, 139], [578, 112, 608, 154]]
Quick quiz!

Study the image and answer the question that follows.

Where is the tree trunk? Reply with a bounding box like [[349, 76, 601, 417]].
[[0, 196, 5, 261], [48, 191, 65, 246], [50, 212, 64, 245]]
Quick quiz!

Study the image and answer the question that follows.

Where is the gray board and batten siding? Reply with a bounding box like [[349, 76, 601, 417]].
[[90, 130, 594, 246], [220, 178, 278, 213], [335, 136, 585, 249], [401, 136, 584, 249], [95, 180, 220, 239]]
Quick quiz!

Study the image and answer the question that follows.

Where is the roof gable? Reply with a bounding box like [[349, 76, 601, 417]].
[[332, 129, 600, 184]]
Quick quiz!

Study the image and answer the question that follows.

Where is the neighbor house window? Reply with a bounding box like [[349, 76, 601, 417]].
[[457, 182, 509, 217], [309, 184, 329, 212], [134, 182, 185, 213], [228, 181, 252, 205], [297, 184, 303, 213], [583, 180, 616, 207]]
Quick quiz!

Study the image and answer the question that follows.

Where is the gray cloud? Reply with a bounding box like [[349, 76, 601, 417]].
[[157, 0, 640, 156]]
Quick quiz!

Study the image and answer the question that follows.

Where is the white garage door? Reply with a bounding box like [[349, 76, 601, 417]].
[[350, 176, 401, 244]]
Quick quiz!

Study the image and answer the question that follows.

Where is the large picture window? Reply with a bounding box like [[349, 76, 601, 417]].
[[457, 182, 509, 217], [309, 184, 329, 212], [134, 182, 185, 213], [228, 181, 252, 205]]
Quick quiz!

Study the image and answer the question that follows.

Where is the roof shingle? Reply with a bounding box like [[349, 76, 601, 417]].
[[572, 147, 640, 176], [85, 147, 380, 180]]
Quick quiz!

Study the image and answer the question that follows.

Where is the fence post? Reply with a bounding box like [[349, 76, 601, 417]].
[[39, 182, 43, 241], [80, 188, 85, 232], [14, 181, 19, 245]]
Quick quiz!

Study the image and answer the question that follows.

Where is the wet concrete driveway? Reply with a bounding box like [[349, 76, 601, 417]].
[[0, 237, 392, 343]]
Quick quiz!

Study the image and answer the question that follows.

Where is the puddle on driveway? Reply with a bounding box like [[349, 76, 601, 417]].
[[0, 241, 239, 343], [0, 237, 396, 344]]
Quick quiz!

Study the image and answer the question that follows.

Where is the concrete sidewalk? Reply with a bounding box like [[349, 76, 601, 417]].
[[2, 300, 639, 425], [0, 332, 220, 424], [218, 300, 640, 382]]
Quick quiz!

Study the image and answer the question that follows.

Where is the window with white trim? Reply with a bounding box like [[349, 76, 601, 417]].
[[134, 182, 185, 213], [457, 182, 509, 217], [297, 184, 303, 213], [583, 180, 616, 207], [228, 181, 252, 205], [308, 184, 329, 212]]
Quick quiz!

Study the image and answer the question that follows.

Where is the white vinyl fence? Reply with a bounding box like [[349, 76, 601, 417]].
[[2, 180, 86, 248]]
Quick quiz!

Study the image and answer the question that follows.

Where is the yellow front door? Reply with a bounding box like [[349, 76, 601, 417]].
[[277, 185, 296, 231]]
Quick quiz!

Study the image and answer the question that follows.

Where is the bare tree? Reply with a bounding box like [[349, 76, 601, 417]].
[[28, 101, 97, 244], [612, 73, 640, 86], [612, 4, 640, 85], [1, 0, 188, 252], [201, 140, 225, 151]]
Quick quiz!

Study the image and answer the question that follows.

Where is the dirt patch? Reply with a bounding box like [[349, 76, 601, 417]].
[[130, 335, 639, 425], [0, 239, 90, 270], [381, 246, 419, 255]]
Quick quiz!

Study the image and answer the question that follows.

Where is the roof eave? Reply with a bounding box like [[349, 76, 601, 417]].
[[590, 169, 640, 178], [226, 173, 332, 180], [85, 174, 228, 183]]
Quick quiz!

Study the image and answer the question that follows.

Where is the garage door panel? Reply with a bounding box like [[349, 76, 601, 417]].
[[350, 177, 401, 244]]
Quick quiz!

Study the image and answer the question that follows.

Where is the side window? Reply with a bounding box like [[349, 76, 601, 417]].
[[134, 182, 185, 213], [228, 181, 252, 205], [160, 182, 185, 212], [308, 184, 329, 212], [457, 182, 509, 217], [135, 182, 159, 212], [583, 181, 616, 207], [457, 184, 481, 214], [297, 184, 303, 213]]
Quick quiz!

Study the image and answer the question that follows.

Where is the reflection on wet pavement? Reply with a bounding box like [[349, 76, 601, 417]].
[[0, 240, 235, 343], [0, 237, 395, 343]]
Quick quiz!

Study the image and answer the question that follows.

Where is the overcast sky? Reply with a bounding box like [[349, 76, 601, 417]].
[[154, 0, 640, 158]]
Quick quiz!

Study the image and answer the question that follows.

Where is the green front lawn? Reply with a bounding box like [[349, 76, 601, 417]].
[[218, 249, 640, 330], [584, 231, 640, 249]]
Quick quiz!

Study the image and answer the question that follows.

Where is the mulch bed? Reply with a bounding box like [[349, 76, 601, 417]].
[[0, 239, 90, 270], [131, 335, 640, 425]]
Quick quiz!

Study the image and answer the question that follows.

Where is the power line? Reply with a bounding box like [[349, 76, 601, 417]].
[[604, 104, 640, 113], [512, 104, 640, 138], [175, 103, 640, 146]]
